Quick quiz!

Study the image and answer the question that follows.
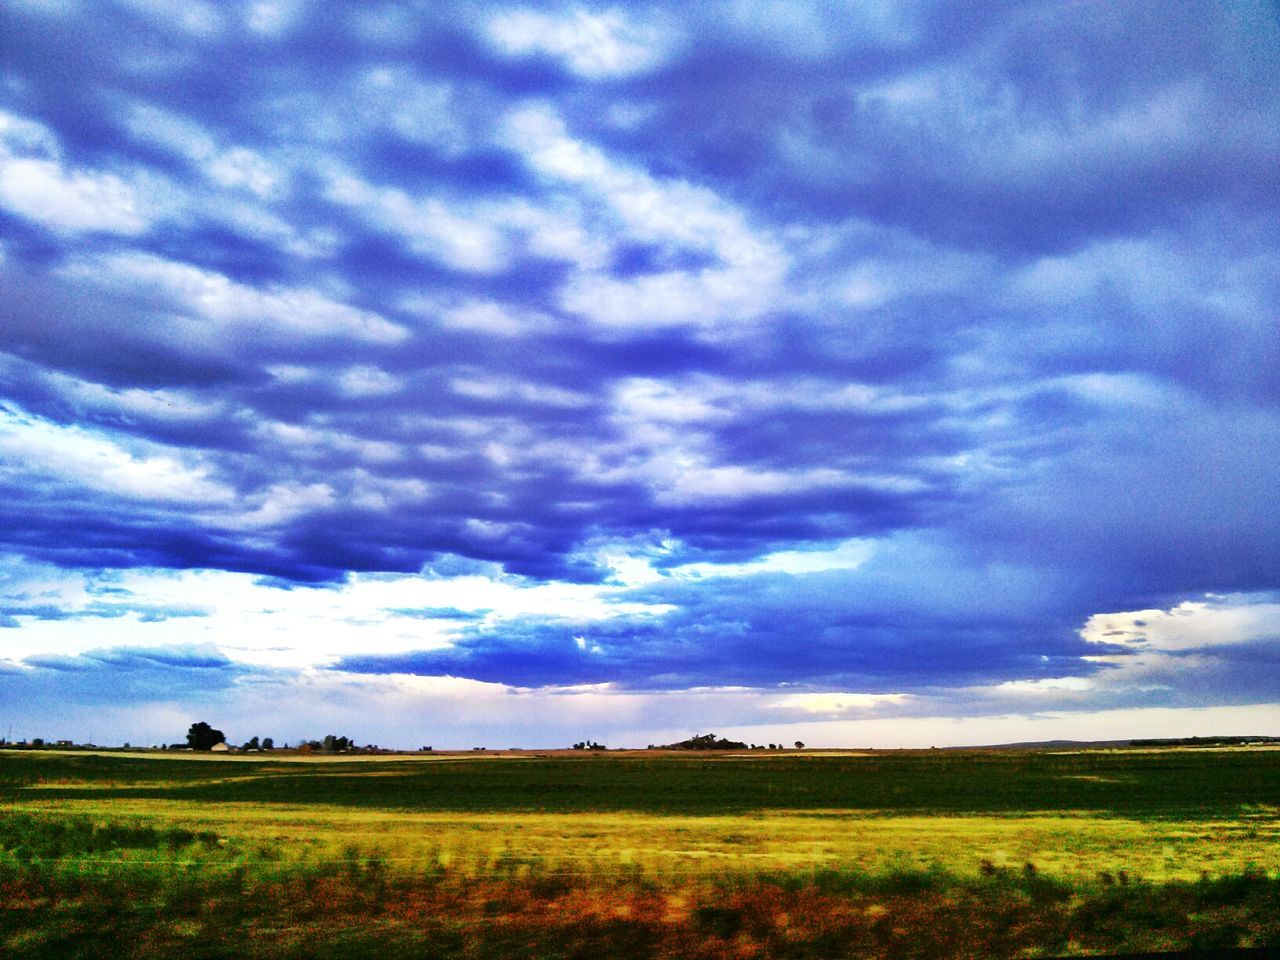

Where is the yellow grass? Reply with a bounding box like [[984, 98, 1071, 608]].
[[12, 795, 1279, 883]]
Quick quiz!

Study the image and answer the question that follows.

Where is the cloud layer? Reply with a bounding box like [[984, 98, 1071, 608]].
[[1, 1, 1277, 746]]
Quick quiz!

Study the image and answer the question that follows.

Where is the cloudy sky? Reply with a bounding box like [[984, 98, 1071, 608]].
[[1, 0, 1278, 749]]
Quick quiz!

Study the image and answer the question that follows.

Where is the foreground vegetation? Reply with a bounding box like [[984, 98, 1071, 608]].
[[2, 747, 1278, 957]]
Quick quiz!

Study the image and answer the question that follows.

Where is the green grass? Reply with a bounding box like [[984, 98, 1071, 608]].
[[6, 746, 1280, 816], [2, 747, 1278, 958]]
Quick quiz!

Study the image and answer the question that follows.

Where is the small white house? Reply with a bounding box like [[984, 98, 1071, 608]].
[[209, 741, 230, 752]]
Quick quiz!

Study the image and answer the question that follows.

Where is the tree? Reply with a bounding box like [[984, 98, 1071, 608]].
[[261, 737, 274, 751], [243, 736, 260, 751], [656, 733, 748, 751], [186, 721, 225, 751], [794, 741, 805, 750]]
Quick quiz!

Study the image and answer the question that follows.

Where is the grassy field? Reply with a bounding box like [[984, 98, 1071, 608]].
[[2, 747, 1278, 958]]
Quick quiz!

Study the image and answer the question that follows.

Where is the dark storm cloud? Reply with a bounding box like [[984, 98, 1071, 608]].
[[598, 2, 1280, 255], [342, 535, 1118, 689], [0, 1, 1277, 694], [337, 600, 1093, 690]]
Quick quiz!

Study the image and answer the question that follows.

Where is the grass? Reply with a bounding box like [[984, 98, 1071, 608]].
[[1, 746, 1278, 957], [8, 746, 1280, 815]]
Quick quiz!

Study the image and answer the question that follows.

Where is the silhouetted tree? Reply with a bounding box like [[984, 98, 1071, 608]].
[[261, 737, 274, 750], [243, 736, 260, 751], [186, 722, 225, 751], [794, 741, 805, 750]]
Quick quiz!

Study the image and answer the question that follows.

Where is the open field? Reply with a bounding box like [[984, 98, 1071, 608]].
[[2, 747, 1279, 958]]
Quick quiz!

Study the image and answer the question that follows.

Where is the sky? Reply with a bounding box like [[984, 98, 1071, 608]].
[[0, 0, 1278, 750]]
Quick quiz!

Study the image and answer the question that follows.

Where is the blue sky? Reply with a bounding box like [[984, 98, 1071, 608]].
[[1, 0, 1278, 749]]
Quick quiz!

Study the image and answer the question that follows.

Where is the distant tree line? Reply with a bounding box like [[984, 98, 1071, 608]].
[[276, 734, 396, 753]]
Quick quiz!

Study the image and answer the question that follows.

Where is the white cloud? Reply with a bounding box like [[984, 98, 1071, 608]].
[[205, 146, 284, 198], [1001, 230, 1276, 341], [995, 676, 1095, 694], [30, 370, 224, 425], [974, 596, 1280, 708], [116, 0, 225, 37], [452, 374, 591, 410], [1008, 238, 1202, 313], [360, 67, 468, 153], [125, 104, 216, 160], [1000, 81, 1205, 179], [766, 691, 908, 715], [0, 158, 151, 235], [0, 111, 61, 157], [496, 197, 610, 269], [233, 482, 336, 528], [243, 0, 300, 35], [1082, 598, 1280, 656], [0, 111, 150, 235], [650, 462, 853, 506], [504, 104, 789, 333], [587, 375, 927, 507], [558, 267, 782, 333], [323, 167, 509, 273], [433, 299, 559, 336], [672, 539, 876, 580], [614, 374, 927, 422], [250, 418, 409, 469], [125, 104, 287, 200], [486, 8, 676, 78], [0, 408, 233, 506], [337, 366, 402, 398], [0, 562, 673, 672], [63, 252, 407, 344]]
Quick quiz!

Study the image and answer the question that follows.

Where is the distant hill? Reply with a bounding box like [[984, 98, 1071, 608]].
[[950, 735, 1280, 750]]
